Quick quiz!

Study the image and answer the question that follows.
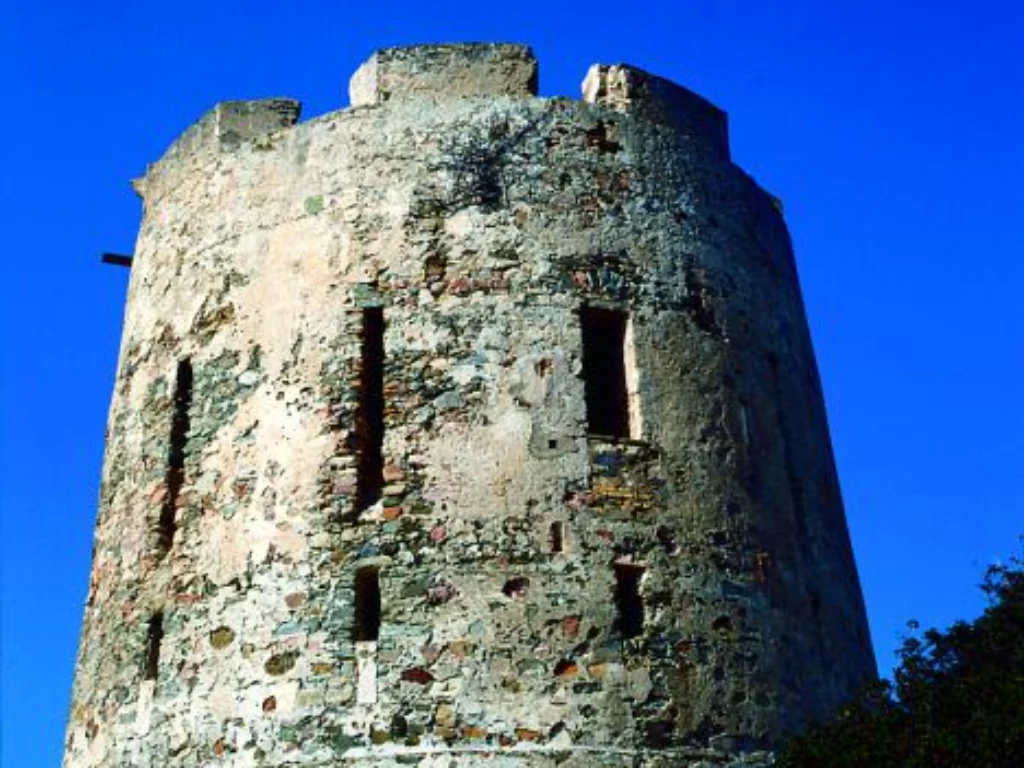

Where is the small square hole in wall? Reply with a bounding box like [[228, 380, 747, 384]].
[[502, 577, 530, 599]]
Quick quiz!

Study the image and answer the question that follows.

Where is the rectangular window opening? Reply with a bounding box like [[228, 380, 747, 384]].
[[355, 308, 385, 511], [144, 612, 164, 681], [580, 306, 634, 439], [353, 567, 381, 642], [613, 563, 645, 639], [159, 360, 192, 553]]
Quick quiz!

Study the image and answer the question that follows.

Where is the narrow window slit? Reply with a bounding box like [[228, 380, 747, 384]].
[[355, 308, 385, 511], [550, 522, 565, 553], [159, 360, 192, 553], [738, 400, 753, 447], [580, 306, 633, 439], [144, 612, 164, 681], [353, 567, 381, 642], [808, 589, 828, 661], [767, 355, 810, 555], [613, 563, 645, 639]]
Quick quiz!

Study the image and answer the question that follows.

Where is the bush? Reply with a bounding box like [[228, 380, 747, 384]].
[[776, 555, 1024, 768]]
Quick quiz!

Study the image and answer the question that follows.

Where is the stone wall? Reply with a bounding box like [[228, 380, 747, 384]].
[[64, 44, 875, 767]]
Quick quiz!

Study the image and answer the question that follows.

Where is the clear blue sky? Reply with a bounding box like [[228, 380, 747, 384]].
[[1, 1, 1021, 764]]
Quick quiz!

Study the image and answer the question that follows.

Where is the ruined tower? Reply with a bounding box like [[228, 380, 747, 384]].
[[65, 44, 875, 767]]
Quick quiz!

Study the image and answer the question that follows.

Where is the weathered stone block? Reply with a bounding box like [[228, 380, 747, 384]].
[[582, 63, 730, 160], [349, 43, 538, 107]]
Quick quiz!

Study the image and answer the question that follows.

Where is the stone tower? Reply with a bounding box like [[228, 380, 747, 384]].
[[65, 44, 874, 767]]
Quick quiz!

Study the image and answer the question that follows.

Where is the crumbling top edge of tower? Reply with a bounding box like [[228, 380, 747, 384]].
[[581, 63, 729, 161], [131, 98, 302, 198], [133, 43, 731, 200]]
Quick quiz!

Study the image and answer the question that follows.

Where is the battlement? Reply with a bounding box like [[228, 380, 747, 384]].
[[167, 98, 301, 155], [137, 45, 735, 204], [346, 45, 729, 160], [349, 43, 538, 106], [134, 98, 300, 198]]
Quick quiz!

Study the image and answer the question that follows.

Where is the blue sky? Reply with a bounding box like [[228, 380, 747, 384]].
[[1, 1, 1022, 764]]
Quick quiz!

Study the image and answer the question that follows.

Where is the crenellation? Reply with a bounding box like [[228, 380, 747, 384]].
[[168, 98, 301, 158], [349, 43, 539, 108], [133, 98, 301, 203], [66, 42, 874, 768]]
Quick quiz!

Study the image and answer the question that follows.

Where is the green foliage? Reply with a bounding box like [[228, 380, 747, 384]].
[[777, 556, 1024, 768]]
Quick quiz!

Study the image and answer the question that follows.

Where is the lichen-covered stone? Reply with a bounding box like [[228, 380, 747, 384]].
[[64, 42, 874, 768], [209, 626, 235, 649]]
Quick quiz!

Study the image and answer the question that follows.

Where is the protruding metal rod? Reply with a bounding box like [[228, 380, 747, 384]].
[[101, 253, 133, 267]]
